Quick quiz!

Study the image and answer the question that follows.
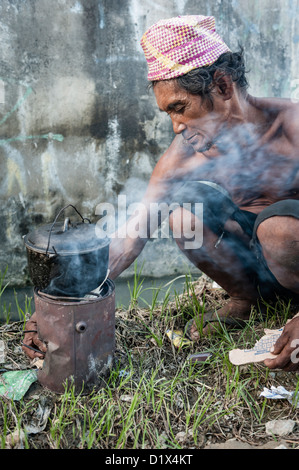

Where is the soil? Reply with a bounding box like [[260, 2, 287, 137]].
[[1, 276, 298, 449]]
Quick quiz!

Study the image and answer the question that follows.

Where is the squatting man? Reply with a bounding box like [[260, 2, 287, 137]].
[[23, 15, 299, 371]]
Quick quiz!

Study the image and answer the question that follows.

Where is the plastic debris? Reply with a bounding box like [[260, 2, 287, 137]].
[[188, 352, 212, 363], [118, 369, 130, 378], [211, 281, 222, 289], [24, 397, 52, 435], [260, 385, 299, 408], [166, 329, 193, 348], [0, 340, 6, 364], [0, 370, 37, 400]]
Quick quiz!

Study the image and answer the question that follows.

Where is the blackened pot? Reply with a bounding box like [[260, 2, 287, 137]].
[[24, 205, 110, 297]]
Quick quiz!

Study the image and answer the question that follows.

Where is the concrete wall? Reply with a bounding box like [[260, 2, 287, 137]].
[[0, 0, 298, 286]]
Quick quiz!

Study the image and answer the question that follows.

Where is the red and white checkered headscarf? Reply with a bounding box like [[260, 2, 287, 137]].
[[140, 15, 230, 81]]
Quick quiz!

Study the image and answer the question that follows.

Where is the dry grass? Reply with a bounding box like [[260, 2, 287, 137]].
[[0, 275, 299, 449]]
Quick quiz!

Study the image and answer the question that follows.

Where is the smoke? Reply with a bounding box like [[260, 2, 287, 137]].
[[184, 123, 299, 206], [146, 122, 299, 296], [40, 123, 299, 298]]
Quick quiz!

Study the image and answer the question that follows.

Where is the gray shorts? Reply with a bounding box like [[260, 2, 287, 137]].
[[249, 199, 299, 300]]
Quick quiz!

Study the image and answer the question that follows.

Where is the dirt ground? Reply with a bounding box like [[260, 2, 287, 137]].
[[1, 276, 298, 449]]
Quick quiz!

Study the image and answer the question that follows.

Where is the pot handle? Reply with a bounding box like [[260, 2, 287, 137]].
[[46, 204, 91, 256]]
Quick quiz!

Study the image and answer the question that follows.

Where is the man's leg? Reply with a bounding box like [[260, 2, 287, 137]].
[[170, 207, 259, 339], [256, 215, 299, 294]]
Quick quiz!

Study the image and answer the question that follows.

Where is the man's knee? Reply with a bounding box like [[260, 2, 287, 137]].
[[169, 207, 195, 236], [169, 207, 204, 250], [256, 215, 299, 270]]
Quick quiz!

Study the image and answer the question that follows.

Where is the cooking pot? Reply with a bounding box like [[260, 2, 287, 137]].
[[24, 204, 110, 297]]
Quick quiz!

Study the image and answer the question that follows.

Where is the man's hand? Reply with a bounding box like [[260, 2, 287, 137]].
[[22, 312, 47, 360], [264, 316, 299, 371]]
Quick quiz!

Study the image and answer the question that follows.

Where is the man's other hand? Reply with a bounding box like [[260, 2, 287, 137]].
[[264, 316, 299, 371], [22, 312, 47, 360]]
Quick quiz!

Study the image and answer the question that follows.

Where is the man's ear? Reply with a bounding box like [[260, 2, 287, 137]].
[[212, 70, 234, 100]]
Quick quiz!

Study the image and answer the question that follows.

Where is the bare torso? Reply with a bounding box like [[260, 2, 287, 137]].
[[144, 96, 299, 215]]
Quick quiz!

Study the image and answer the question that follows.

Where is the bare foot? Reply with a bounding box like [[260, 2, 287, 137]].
[[188, 298, 254, 341]]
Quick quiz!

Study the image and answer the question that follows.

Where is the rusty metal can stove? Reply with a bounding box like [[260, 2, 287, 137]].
[[34, 279, 115, 394]]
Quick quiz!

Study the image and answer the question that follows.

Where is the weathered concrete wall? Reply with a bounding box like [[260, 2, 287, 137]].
[[0, 0, 298, 286]]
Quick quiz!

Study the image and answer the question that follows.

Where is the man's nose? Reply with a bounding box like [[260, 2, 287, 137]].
[[172, 118, 186, 134]]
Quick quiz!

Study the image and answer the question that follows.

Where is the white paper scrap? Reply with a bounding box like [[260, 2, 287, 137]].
[[0, 340, 6, 363], [260, 386, 299, 408]]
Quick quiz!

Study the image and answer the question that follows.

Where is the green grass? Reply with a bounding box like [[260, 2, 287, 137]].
[[0, 265, 299, 449], [0, 268, 33, 325]]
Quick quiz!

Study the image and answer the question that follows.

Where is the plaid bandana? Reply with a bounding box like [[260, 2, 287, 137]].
[[140, 15, 230, 81]]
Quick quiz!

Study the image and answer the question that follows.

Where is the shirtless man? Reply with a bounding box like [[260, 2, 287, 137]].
[[108, 15, 299, 371], [23, 15, 299, 371]]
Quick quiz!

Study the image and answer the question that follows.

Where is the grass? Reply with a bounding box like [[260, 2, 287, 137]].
[[0, 266, 299, 449], [0, 268, 32, 326]]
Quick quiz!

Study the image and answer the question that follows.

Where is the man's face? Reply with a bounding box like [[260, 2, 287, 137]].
[[153, 79, 229, 152]]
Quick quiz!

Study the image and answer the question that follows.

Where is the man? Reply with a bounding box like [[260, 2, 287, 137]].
[[23, 15, 299, 371], [108, 15, 299, 371]]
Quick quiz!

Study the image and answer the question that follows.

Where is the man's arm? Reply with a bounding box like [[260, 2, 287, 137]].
[[108, 134, 202, 279], [108, 150, 183, 280], [108, 216, 149, 280]]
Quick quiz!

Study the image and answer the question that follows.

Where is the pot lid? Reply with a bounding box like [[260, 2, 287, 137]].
[[25, 220, 110, 255]]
